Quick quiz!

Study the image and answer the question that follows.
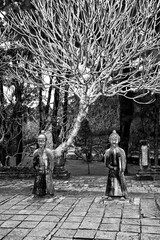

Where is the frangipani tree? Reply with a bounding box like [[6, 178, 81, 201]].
[[9, 0, 160, 155]]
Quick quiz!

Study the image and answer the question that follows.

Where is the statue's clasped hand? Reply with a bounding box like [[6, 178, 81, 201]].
[[113, 166, 118, 171], [110, 166, 117, 171], [39, 166, 45, 174]]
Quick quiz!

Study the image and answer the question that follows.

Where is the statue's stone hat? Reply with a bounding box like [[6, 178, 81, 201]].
[[38, 130, 47, 141], [109, 130, 120, 143]]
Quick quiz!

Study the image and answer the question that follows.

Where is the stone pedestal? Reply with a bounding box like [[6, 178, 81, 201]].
[[150, 166, 160, 180], [136, 166, 160, 180], [136, 140, 153, 180], [136, 169, 154, 180], [53, 154, 70, 179]]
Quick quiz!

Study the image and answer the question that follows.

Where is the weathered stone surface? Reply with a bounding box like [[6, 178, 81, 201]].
[[104, 209, 122, 218], [83, 216, 102, 223], [156, 198, 160, 210], [23, 237, 45, 240], [1, 176, 160, 240], [54, 229, 77, 238], [120, 224, 140, 233], [25, 214, 44, 222], [133, 197, 140, 205], [102, 217, 121, 224], [141, 234, 160, 240], [68, 211, 87, 217], [116, 232, 139, 240], [65, 216, 84, 222], [0, 214, 13, 220], [31, 210, 49, 215], [17, 221, 39, 229], [95, 230, 117, 239], [142, 226, 160, 234], [6, 228, 31, 238], [27, 228, 51, 237], [60, 222, 80, 229], [100, 223, 120, 231], [50, 238, 72, 240], [121, 218, 140, 225], [122, 208, 140, 219], [3, 209, 20, 214], [17, 210, 35, 215], [0, 220, 4, 225], [0, 228, 12, 236], [79, 220, 100, 230], [47, 210, 66, 216], [122, 212, 140, 219], [36, 222, 57, 230], [73, 229, 96, 239], [141, 198, 160, 218], [1, 220, 21, 228], [141, 218, 160, 226], [42, 215, 61, 222]]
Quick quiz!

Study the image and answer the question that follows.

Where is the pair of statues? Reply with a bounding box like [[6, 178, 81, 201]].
[[32, 130, 128, 199]]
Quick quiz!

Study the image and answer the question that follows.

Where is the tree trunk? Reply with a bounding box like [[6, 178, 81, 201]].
[[0, 77, 5, 126], [0, 76, 6, 166], [119, 95, 134, 174], [154, 94, 159, 167], [16, 120, 23, 166], [53, 97, 89, 179], [45, 75, 53, 123], [62, 84, 69, 141], [39, 86, 43, 132], [14, 82, 23, 166], [55, 98, 89, 156], [53, 84, 69, 177], [52, 78, 60, 148]]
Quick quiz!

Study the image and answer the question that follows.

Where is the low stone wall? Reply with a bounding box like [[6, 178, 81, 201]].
[[0, 172, 34, 179], [0, 167, 34, 179]]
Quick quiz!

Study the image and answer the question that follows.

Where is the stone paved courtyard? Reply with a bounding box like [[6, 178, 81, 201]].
[[0, 175, 160, 240]]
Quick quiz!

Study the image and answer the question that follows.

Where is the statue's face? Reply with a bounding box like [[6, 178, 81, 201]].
[[110, 136, 119, 147], [38, 135, 46, 148]]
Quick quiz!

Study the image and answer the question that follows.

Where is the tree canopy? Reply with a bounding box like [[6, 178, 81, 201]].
[[1, 0, 160, 157], [9, 0, 160, 101]]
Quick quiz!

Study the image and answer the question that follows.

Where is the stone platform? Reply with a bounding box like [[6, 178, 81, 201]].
[[0, 176, 160, 239]]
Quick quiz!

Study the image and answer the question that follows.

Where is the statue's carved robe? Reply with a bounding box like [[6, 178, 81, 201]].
[[32, 148, 54, 196], [104, 147, 128, 197]]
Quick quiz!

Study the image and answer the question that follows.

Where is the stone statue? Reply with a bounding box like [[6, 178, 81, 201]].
[[32, 131, 55, 197], [104, 130, 128, 200]]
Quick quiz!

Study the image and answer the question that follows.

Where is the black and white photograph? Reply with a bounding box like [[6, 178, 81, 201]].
[[0, 0, 160, 239]]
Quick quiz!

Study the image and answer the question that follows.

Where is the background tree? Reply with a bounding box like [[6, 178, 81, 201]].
[[75, 118, 92, 174], [8, 0, 160, 158], [0, 19, 8, 165]]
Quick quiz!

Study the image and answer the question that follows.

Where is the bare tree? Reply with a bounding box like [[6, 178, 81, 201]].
[[9, 0, 160, 155]]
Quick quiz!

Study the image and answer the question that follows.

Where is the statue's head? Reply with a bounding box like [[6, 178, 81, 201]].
[[109, 130, 120, 147], [37, 131, 47, 149]]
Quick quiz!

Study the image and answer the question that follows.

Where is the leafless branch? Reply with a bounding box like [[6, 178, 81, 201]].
[[7, 0, 160, 102]]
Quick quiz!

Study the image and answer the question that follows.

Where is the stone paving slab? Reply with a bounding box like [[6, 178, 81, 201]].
[[141, 234, 160, 240], [95, 230, 117, 240], [116, 232, 139, 240], [0, 176, 160, 239], [0, 194, 159, 239]]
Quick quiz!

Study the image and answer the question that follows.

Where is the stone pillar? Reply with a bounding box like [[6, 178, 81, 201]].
[[136, 140, 152, 180]]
